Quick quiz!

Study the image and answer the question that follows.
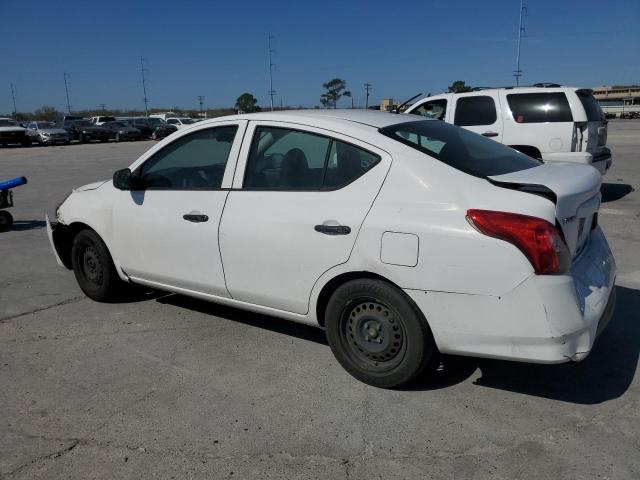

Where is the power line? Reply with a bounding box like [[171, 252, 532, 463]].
[[99, 104, 106, 112], [63, 72, 72, 114], [364, 83, 372, 109], [514, 0, 527, 86], [9, 83, 17, 115], [140, 56, 150, 116], [268, 34, 276, 111]]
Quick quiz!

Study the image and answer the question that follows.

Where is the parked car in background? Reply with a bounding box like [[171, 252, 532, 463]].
[[0, 117, 32, 147], [47, 110, 615, 388], [26, 121, 70, 145], [90, 116, 116, 125], [166, 117, 197, 129], [101, 121, 142, 142], [125, 117, 177, 140], [61, 119, 111, 143], [406, 85, 612, 175]]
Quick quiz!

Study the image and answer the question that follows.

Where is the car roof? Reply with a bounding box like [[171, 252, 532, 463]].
[[197, 109, 425, 131]]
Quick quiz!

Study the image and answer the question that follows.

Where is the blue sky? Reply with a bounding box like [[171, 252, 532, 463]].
[[2, 0, 638, 113]]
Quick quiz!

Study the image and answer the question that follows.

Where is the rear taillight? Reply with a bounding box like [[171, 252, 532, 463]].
[[466, 209, 571, 275]]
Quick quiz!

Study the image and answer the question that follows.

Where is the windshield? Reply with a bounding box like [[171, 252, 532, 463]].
[[147, 118, 165, 125], [109, 122, 127, 127], [180, 118, 195, 124], [379, 120, 541, 178], [73, 120, 93, 127], [36, 122, 54, 128], [0, 119, 18, 126]]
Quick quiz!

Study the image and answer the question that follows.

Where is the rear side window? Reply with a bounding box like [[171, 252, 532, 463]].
[[506, 93, 573, 123], [576, 91, 604, 121], [243, 126, 380, 190], [379, 120, 540, 178], [454, 96, 497, 126]]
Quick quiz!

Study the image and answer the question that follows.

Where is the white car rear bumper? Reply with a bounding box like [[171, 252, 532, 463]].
[[406, 226, 616, 363]]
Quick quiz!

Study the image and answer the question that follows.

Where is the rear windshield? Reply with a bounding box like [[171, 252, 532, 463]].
[[506, 92, 573, 123], [379, 120, 540, 178], [576, 91, 605, 121]]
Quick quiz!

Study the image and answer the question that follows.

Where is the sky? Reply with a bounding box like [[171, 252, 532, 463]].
[[1, 0, 639, 113]]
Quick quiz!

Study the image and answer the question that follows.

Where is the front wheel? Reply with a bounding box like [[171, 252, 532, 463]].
[[71, 230, 125, 302], [0, 210, 14, 231], [325, 279, 436, 388]]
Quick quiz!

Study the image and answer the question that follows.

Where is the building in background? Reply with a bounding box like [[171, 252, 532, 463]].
[[593, 85, 640, 118]]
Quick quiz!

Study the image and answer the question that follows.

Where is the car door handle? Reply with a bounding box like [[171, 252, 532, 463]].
[[183, 213, 209, 223], [314, 224, 351, 235], [482, 131, 499, 137]]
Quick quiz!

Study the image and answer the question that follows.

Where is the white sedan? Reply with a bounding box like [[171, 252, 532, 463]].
[[47, 110, 616, 388]]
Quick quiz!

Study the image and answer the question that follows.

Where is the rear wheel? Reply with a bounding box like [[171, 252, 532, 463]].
[[71, 229, 125, 302], [325, 279, 435, 388], [0, 211, 14, 231]]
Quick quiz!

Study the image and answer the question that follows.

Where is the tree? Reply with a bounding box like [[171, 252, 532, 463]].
[[447, 80, 473, 93], [320, 78, 349, 109], [235, 93, 260, 113], [33, 106, 60, 122]]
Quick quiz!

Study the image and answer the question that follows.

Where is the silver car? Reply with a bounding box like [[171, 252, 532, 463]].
[[26, 121, 70, 145]]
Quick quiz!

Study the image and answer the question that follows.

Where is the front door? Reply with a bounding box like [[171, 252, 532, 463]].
[[219, 122, 391, 314], [112, 121, 246, 296]]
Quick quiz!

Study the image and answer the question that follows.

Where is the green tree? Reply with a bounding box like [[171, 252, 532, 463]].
[[33, 106, 60, 121], [447, 80, 473, 93], [321, 78, 349, 109], [235, 93, 260, 113]]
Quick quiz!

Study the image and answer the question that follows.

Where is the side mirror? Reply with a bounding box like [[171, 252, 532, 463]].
[[113, 168, 133, 190]]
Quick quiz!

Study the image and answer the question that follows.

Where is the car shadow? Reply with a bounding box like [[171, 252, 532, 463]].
[[156, 294, 328, 345], [601, 183, 634, 202], [2, 219, 46, 231], [153, 285, 638, 404], [410, 285, 639, 403]]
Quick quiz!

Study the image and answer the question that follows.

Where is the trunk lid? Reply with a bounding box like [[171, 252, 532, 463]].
[[489, 163, 602, 257]]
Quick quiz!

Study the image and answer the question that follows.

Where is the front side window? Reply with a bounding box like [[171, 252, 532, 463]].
[[506, 92, 573, 123], [137, 126, 237, 189], [454, 96, 497, 126], [380, 120, 540, 178], [243, 126, 380, 190], [411, 99, 447, 121]]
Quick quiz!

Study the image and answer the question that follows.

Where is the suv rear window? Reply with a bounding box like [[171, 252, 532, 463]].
[[454, 96, 497, 126], [506, 92, 573, 123], [379, 120, 540, 178], [576, 91, 604, 121]]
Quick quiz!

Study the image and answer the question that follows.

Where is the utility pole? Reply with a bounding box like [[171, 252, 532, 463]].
[[364, 83, 372, 109], [99, 104, 106, 112], [63, 72, 72, 114], [268, 34, 276, 111], [140, 56, 150, 116], [197, 95, 204, 118], [9, 83, 17, 115], [514, 0, 526, 86]]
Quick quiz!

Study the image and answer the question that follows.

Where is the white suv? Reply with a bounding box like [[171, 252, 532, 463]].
[[405, 85, 612, 175]]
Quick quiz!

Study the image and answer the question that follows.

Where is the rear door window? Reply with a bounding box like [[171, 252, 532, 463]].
[[506, 92, 573, 123], [379, 120, 540, 178], [454, 96, 497, 126]]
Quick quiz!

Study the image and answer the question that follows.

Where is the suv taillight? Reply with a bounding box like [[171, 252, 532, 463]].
[[466, 209, 571, 275]]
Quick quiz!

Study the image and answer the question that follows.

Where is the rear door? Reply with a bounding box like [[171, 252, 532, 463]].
[[575, 90, 609, 159], [452, 92, 503, 142], [219, 121, 391, 314]]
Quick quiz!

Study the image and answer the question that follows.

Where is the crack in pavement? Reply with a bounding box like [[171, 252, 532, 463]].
[[0, 296, 85, 324]]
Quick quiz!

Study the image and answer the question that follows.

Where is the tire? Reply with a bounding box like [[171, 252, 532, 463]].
[[0, 210, 14, 231], [325, 279, 435, 388], [151, 130, 158, 140], [71, 229, 125, 302], [79, 134, 86, 143], [21, 139, 32, 148]]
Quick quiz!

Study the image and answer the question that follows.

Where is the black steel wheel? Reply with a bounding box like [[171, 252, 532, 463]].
[[0, 210, 14, 231], [325, 278, 436, 388], [71, 229, 125, 302]]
